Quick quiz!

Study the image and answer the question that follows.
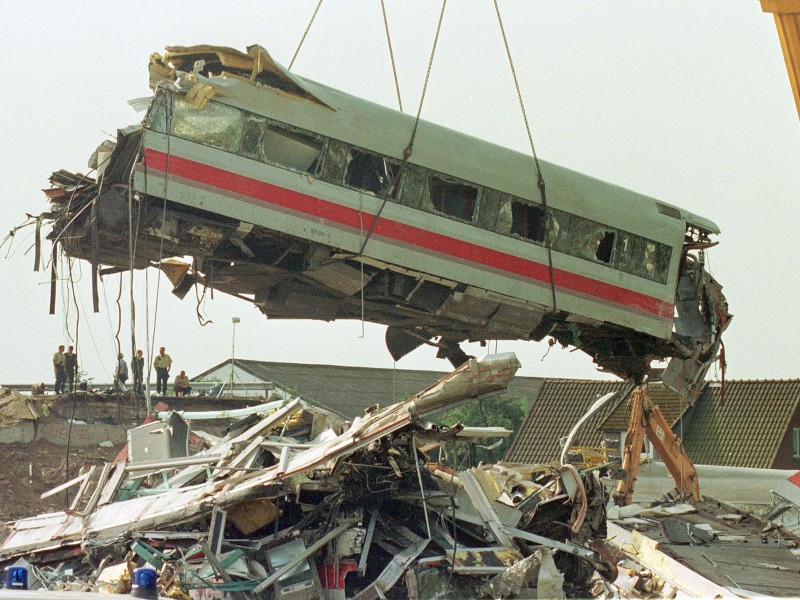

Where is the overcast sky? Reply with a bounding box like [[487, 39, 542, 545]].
[[1, 1, 798, 386]]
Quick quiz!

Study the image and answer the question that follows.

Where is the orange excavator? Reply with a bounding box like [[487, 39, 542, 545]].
[[613, 385, 700, 507]]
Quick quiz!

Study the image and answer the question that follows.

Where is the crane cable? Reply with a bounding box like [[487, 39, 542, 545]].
[[381, 0, 403, 113], [493, 0, 558, 314], [357, 0, 448, 259], [354, 0, 447, 338], [289, 0, 324, 70]]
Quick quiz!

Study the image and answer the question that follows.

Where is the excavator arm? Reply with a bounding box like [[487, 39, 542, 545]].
[[614, 386, 700, 506]]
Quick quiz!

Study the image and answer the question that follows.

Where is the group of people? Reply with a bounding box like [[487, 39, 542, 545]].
[[52, 345, 78, 394], [54, 345, 192, 397]]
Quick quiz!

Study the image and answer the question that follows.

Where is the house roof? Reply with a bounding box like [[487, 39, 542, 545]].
[[504, 378, 629, 465], [600, 382, 692, 431], [680, 380, 800, 469], [194, 359, 800, 470], [195, 358, 545, 420]]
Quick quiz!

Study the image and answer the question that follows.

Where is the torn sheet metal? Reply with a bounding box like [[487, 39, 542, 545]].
[[0, 353, 626, 599]]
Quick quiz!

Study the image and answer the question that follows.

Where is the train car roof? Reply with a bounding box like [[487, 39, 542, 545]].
[[152, 44, 720, 236]]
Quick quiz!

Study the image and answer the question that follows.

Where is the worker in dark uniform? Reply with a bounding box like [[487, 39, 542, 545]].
[[64, 345, 78, 392], [132, 349, 145, 394], [114, 353, 128, 391]]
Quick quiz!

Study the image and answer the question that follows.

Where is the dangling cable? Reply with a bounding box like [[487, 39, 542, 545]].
[[493, 0, 557, 313], [127, 136, 145, 374], [381, 0, 403, 112], [140, 89, 174, 413], [357, 0, 448, 259], [289, 0, 324, 70]]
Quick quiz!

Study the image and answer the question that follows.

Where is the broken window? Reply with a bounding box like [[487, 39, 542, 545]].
[[240, 114, 266, 160], [261, 123, 324, 175], [398, 164, 427, 209], [616, 232, 671, 283], [344, 149, 400, 196], [428, 174, 478, 221], [319, 138, 350, 184], [552, 213, 615, 265], [496, 196, 546, 243], [171, 97, 245, 153], [144, 89, 169, 133], [510, 200, 547, 244], [476, 188, 502, 230]]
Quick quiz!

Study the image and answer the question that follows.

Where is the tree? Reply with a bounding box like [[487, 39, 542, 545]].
[[434, 393, 528, 465]]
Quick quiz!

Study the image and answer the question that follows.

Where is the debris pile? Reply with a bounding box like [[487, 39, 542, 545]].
[[0, 354, 619, 598], [607, 500, 800, 598]]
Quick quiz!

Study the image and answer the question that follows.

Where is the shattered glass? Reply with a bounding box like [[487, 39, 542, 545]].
[[240, 113, 266, 159], [171, 97, 244, 153]]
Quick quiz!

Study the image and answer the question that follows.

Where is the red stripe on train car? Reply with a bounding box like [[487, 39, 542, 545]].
[[143, 149, 673, 320]]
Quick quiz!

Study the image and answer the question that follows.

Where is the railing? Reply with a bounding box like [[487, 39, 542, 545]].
[[1, 381, 275, 396]]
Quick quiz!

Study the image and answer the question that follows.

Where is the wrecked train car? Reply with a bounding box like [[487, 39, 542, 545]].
[[39, 44, 729, 391], [0, 354, 618, 598]]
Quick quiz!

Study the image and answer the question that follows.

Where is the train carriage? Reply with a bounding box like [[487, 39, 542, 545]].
[[43, 44, 730, 393]]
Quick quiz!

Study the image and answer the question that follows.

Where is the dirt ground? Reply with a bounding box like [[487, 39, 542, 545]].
[[0, 440, 122, 521]]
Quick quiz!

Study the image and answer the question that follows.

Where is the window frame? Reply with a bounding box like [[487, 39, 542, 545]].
[[427, 173, 480, 223]]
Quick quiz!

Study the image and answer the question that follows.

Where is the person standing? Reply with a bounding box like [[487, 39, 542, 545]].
[[132, 349, 145, 394], [153, 347, 172, 395], [114, 353, 128, 391], [64, 345, 78, 392], [53, 345, 66, 394]]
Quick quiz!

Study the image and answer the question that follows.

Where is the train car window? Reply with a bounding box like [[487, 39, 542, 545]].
[[547, 211, 561, 248], [596, 231, 616, 263], [616, 232, 671, 283], [345, 149, 400, 196], [319, 139, 349, 185], [511, 200, 546, 243], [428, 175, 478, 221], [144, 89, 169, 133], [240, 114, 266, 159], [496, 195, 513, 234], [552, 212, 616, 264], [497, 196, 546, 243], [171, 98, 245, 153], [476, 188, 502, 230], [261, 123, 324, 175], [568, 217, 614, 263], [549, 209, 570, 252], [652, 243, 671, 284], [398, 164, 426, 209]]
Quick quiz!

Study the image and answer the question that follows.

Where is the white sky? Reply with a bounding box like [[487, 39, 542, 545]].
[[1, 1, 798, 385]]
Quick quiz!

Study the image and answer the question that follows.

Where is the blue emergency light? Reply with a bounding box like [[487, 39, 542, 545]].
[[3, 566, 28, 590], [130, 567, 157, 599]]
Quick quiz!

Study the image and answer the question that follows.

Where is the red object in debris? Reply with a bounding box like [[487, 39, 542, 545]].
[[318, 560, 359, 589], [788, 471, 800, 488]]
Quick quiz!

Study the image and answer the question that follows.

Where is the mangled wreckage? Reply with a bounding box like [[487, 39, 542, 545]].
[[0, 354, 617, 598], [28, 44, 729, 393]]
